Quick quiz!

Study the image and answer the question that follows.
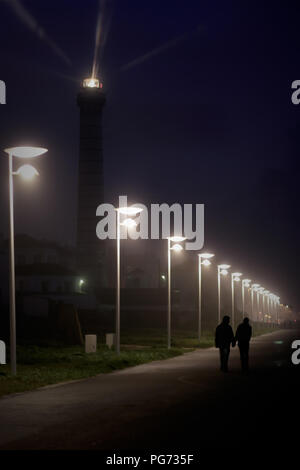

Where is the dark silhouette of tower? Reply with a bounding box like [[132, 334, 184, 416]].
[[77, 77, 106, 290]]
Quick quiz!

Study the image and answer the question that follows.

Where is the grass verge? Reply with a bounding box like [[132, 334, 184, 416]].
[[0, 345, 184, 398], [0, 323, 278, 398]]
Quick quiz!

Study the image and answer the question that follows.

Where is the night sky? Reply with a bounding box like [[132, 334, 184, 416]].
[[0, 0, 299, 310]]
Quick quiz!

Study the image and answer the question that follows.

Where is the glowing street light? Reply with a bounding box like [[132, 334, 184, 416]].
[[198, 253, 215, 340], [14, 164, 39, 180], [217, 264, 231, 323], [79, 279, 85, 293], [242, 279, 251, 319], [4, 146, 47, 375], [167, 236, 186, 349], [231, 272, 242, 330], [115, 206, 143, 355]]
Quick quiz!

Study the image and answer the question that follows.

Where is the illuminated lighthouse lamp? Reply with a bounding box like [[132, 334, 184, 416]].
[[83, 77, 103, 89]]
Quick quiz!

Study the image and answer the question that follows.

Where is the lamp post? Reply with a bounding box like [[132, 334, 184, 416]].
[[217, 264, 231, 324], [231, 272, 242, 331], [262, 290, 269, 322], [115, 206, 143, 355], [4, 146, 48, 375], [276, 296, 280, 324], [167, 236, 186, 349], [251, 284, 260, 322], [242, 279, 251, 319], [257, 287, 265, 322], [198, 252, 214, 341], [256, 287, 263, 322]]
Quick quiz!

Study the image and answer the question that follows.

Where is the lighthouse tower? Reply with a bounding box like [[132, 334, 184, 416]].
[[77, 77, 106, 289]]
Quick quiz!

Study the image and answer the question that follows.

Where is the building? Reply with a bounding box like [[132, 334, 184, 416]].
[[77, 77, 106, 290], [0, 234, 96, 316]]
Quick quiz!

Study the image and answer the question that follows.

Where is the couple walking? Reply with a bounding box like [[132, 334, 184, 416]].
[[215, 316, 252, 372]]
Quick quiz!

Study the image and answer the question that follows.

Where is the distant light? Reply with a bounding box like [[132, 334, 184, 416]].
[[232, 272, 242, 277], [202, 259, 211, 266], [252, 284, 260, 289], [199, 252, 215, 259], [116, 206, 143, 215], [171, 244, 183, 252], [168, 236, 186, 242], [4, 146, 48, 158], [83, 77, 101, 88], [161, 274, 166, 280], [120, 218, 137, 228], [233, 276, 241, 282], [220, 269, 228, 276], [219, 264, 231, 270], [79, 279, 85, 286], [15, 164, 39, 180]]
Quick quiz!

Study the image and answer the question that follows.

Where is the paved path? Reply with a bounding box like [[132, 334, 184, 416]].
[[0, 329, 299, 451]]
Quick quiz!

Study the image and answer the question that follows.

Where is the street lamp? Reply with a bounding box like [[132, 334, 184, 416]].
[[4, 146, 48, 375], [217, 264, 231, 323], [251, 284, 260, 322], [262, 290, 269, 322], [257, 287, 265, 322], [276, 296, 280, 324], [167, 236, 186, 349], [115, 206, 143, 355], [242, 279, 251, 319], [198, 252, 215, 340], [231, 272, 242, 330]]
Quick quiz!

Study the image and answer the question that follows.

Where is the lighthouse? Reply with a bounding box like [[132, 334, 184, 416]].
[[77, 77, 106, 290]]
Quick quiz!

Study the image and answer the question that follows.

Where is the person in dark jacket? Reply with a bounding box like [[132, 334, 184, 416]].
[[215, 315, 236, 372], [235, 317, 252, 372]]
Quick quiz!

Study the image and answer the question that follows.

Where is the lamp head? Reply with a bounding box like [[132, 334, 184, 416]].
[[252, 284, 260, 290], [120, 218, 137, 228], [218, 264, 231, 270], [202, 259, 211, 267], [116, 206, 143, 216], [15, 164, 39, 181], [171, 243, 183, 252], [4, 146, 48, 158], [199, 252, 215, 259], [220, 269, 228, 276], [168, 236, 186, 242]]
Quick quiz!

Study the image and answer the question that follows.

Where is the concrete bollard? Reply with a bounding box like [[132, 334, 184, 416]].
[[85, 335, 97, 353], [106, 333, 115, 349]]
